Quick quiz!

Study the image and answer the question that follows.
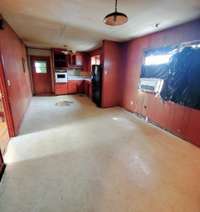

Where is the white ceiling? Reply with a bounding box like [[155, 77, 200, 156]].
[[0, 0, 200, 51]]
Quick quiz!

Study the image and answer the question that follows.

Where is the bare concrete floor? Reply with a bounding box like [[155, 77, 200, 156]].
[[1, 95, 200, 212]]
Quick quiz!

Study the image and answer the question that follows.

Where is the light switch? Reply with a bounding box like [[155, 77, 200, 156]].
[[7, 80, 11, 87]]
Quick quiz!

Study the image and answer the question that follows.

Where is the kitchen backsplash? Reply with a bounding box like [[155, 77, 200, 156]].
[[67, 69, 90, 77]]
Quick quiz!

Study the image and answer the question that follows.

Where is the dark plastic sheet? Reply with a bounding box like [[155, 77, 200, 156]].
[[141, 42, 200, 109]]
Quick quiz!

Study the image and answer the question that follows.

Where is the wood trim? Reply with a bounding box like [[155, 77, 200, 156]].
[[51, 50, 55, 94], [0, 52, 15, 137], [26, 46, 34, 94]]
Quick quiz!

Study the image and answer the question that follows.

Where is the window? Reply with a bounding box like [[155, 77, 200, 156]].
[[144, 54, 172, 66], [140, 41, 200, 109], [34, 61, 47, 73], [91, 55, 100, 65]]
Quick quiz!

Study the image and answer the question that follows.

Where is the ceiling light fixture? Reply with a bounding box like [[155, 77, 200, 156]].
[[104, 0, 128, 26], [61, 49, 73, 55]]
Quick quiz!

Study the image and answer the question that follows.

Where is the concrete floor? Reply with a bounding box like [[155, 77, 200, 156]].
[[1, 95, 200, 212]]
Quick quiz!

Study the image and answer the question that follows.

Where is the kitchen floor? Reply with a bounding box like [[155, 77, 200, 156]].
[[1, 95, 200, 212]]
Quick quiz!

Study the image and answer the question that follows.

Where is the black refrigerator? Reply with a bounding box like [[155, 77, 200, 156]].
[[91, 65, 103, 107]]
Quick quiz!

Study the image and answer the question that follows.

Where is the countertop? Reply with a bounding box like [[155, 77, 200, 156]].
[[67, 76, 91, 81]]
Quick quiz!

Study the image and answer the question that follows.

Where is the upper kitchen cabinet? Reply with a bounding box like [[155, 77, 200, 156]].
[[52, 49, 90, 71], [73, 52, 83, 66], [53, 48, 69, 68], [70, 52, 90, 70]]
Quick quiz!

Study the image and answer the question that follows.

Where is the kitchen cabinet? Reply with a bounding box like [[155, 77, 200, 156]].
[[53, 49, 69, 68], [76, 80, 84, 93], [55, 80, 90, 96], [69, 53, 83, 67], [67, 81, 78, 94], [75, 53, 83, 66], [55, 83, 68, 95], [84, 80, 92, 98], [67, 80, 85, 94], [69, 53, 90, 71]]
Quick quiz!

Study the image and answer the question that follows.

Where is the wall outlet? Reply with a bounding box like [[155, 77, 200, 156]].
[[7, 80, 11, 87]]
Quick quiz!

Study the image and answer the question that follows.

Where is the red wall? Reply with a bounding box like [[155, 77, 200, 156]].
[[101, 40, 122, 107], [0, 24, 32, 135], [120, 19, 200, 146], [89, 47, 103, 57]]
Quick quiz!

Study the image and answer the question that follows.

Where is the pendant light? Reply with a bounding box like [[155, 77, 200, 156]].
[[104, 0, 128, 26]]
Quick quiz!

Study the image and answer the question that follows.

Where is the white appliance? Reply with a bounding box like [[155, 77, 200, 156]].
[[55, 72, 68, 83], [139, 78, 164, 93]]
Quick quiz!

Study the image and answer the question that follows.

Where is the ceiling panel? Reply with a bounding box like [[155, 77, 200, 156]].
[[0, 0, 199, 51]]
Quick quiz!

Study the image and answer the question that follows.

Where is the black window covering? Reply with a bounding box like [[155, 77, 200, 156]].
[[141, 42, 200, 110]]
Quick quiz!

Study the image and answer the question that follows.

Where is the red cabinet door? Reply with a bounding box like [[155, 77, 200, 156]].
[[67, 81, 78, 94], [55, 83, 68, 95], [76, 80, 84, 93], [75, 53, 83, 66]]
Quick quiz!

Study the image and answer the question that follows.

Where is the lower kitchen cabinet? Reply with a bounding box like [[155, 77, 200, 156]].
[[84, 80, 92, 98], [67, 81, 78, 94], [55, 83, 68, 95], [55, 80, 91, 96], [67, 80, 85, 94], [76, 80, 84, 93]]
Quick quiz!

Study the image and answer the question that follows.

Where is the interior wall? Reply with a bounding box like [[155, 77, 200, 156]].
[[120, 18, 200, 146], [0, 24, 32, 135], [89, 47, 103, 57], [101, 40, 122, 107]]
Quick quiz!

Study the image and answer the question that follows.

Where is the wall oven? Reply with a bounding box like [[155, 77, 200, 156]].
[[55, 72, 68, 83]]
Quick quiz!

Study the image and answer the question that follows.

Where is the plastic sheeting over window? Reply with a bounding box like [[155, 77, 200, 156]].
[[140, 41, 200, 110]]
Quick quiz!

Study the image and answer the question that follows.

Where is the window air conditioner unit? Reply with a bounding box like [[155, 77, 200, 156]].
[[139, 78, 164, 94]]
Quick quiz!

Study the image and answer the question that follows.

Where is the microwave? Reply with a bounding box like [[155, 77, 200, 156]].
[[55, 72, 68, 83]]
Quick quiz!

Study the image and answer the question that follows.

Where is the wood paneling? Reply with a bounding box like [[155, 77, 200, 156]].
[[120, 18, 200, 147], [0, 58, 15, 137], [89, 48, 103, 58], [0, 23, 32, 135], [101, 41, 122, 108]]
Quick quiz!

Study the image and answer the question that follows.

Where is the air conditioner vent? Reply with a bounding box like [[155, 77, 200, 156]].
[[139, 78, 164, 94]]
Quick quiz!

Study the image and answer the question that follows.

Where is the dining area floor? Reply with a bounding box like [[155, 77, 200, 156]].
[[1, 95, 200, 212]]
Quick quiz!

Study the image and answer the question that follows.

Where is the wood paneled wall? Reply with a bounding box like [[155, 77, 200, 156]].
[[120, 19, 200, 146], [101, 40, 122, 107], [0, 24, 32, 135]]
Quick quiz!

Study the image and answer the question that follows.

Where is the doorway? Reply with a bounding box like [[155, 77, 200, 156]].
[[30, 56, 52, 95], [0, 58, 11, 154], [0, 88, 9, 154]]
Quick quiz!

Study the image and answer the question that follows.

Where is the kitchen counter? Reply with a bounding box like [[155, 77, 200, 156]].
[[55, 77, 92, 96], [67, 76, 91, 81]]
